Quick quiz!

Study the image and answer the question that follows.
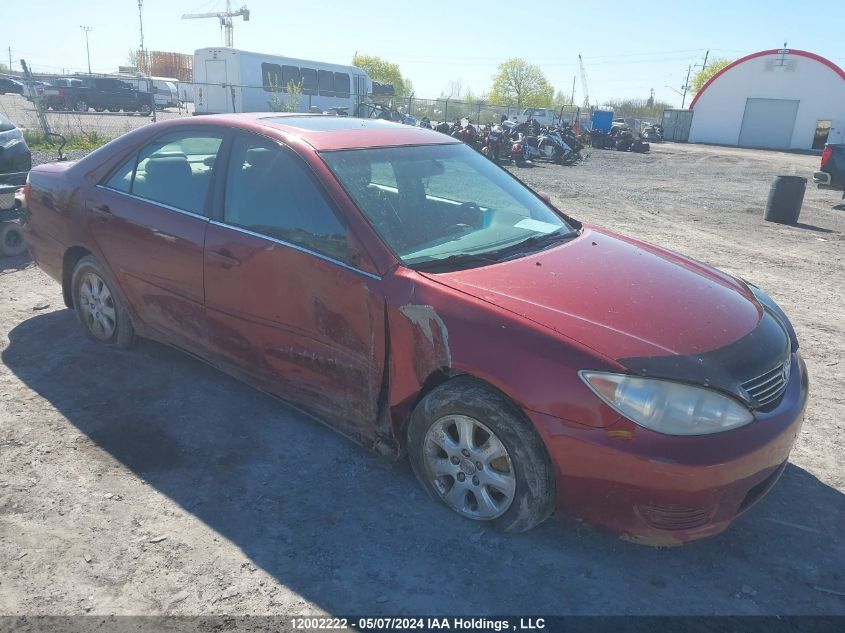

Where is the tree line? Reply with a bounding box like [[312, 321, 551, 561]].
[[353, 54, 734, 113]]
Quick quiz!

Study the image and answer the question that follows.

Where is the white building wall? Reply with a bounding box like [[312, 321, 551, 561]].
[[688, 52, 845, 149]]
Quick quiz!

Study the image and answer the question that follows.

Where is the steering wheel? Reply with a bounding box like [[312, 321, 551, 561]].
[[443, 202, 482, 235]]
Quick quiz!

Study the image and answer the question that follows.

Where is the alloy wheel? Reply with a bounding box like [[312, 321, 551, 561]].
[[78, 272, 116, 340], [422, 414, 517, 520]]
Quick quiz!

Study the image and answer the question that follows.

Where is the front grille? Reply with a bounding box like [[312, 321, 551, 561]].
[[638, 503, 715, 531], [742, 355, 791, 408]]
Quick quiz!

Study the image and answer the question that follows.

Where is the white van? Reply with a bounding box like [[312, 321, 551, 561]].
[[513, 108, 560, 126], [192, 48, 372, 114]]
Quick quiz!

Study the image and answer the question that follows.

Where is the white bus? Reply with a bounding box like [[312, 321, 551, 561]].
[[192, 48, 372, 114]]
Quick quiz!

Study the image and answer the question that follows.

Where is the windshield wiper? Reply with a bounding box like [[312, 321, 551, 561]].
[[487, 228, 579, 260], [410, 251, 499, 272]]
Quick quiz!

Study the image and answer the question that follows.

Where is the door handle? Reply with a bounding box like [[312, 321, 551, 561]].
[[208, 249, 241, 268], [86, 203, 112, 222], [87, 203, 111, 214]]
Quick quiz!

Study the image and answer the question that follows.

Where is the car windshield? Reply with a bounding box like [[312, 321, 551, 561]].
[[322, 143, 577, 269], [0, 114, 15, 132]]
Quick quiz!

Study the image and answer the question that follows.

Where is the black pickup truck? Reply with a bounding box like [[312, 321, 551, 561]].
[[45, 77, 153, 116], [813, 144, 845, 198]]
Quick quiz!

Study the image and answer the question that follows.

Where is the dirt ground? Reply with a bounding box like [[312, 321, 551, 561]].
[[1, 141, 843, 617]]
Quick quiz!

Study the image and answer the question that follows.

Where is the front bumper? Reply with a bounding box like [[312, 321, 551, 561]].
[[531, 352, 809, 545]]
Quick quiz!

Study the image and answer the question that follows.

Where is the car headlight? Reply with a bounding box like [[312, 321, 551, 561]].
[[579, 371, 754, 436]]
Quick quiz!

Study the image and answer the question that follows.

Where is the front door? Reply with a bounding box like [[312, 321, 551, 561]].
[[204, 132, 385, 439], [812, 120, 832, 150], [205, 59, 229, 113], [88, 129, 226, 349]]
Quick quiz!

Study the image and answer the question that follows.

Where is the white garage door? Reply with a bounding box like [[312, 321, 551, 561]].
[[738, 98, 800, 149]]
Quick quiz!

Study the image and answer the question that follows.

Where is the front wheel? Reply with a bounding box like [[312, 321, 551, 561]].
[[138, 103, 152, 116], [71, 256, 135, 348], [408, 377, 556, 533], [74, 100, 88, 112]]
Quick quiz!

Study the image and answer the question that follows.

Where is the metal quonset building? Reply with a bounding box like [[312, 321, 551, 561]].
[[688, 49, 845, 150]]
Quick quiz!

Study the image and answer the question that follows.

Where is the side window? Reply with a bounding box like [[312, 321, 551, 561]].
[[334, 72, 350, 98], [130, 131, 224, 215], [262, 63, 282, 92], [223, 135, 356, 264], [301, 68, 317, 95], [282, 65, 301, 88], [104, 154, 137, 193], [317, 70, 335, 97]]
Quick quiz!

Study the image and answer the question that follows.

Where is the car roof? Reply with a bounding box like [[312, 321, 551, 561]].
[[198, 113, 461, 151]]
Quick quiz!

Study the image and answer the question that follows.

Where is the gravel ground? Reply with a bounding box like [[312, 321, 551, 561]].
[[0, 141, 844, 617]]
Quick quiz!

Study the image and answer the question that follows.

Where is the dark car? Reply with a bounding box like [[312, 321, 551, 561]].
[[45, 76, 153, 115], [0, 113, 31, 181], [21, 115, 808, 544], [0, 76, 24, 95], [0, 113, 30, 256], [813, 144, 845, 197]]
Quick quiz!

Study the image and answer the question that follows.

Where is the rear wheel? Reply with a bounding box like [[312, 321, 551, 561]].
[[93, 106, 106, 112], [0, 222, 26, 257], [74, 99, 88, 112], [71, 256, 135, 348], [408, 377, 556, 533], [138, 102, 152, 116]]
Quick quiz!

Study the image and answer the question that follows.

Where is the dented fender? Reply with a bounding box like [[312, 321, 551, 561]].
[[379, 270, 624, 455]]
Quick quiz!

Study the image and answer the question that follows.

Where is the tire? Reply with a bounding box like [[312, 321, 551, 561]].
[[107, 107, 120, 113], [93, 106, 106, 112], [71, 255, 135, 349], [0, 222, 27, 257], [74, 99, 88, 112], [138, 103, 152, 116], [407, 376, 556, 533]]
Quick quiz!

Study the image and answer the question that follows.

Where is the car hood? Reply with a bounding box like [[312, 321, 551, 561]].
[[420, 226, 764, 362]]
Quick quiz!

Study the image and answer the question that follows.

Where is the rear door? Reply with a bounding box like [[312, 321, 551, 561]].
[[88, 128, 227, 350], [203, 131, 385, 439]]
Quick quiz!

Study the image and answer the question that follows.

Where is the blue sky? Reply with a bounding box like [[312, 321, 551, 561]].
[[6, 0, 845, 107]]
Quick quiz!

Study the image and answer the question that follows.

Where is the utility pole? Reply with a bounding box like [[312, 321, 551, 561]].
[[137, 0, 145, 73], [80, 25, 93, 74], [681, 50, 710, 108], [681, 64, 693, 108], [7, 47, 12, 72]]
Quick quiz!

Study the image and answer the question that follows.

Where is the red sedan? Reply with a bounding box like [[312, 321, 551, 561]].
[[21, 114, 808, 544]]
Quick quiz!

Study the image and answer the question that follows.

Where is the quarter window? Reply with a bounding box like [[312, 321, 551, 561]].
[[223, 135, 355, 264], [104, 154, 137, 193]]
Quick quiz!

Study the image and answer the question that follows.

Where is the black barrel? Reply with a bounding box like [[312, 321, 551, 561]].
[[764, 176, 806, 225]]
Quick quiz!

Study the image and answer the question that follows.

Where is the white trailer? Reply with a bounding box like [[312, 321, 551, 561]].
[[192, 48, 372, 114]]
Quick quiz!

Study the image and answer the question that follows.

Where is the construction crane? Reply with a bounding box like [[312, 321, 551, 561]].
[[578, 54, 590, 109], [182, 1, 250, 48]]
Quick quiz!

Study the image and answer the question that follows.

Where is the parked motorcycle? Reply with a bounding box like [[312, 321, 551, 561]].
[[511, 121, 581, 165], [481, 120, 510, 163]]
